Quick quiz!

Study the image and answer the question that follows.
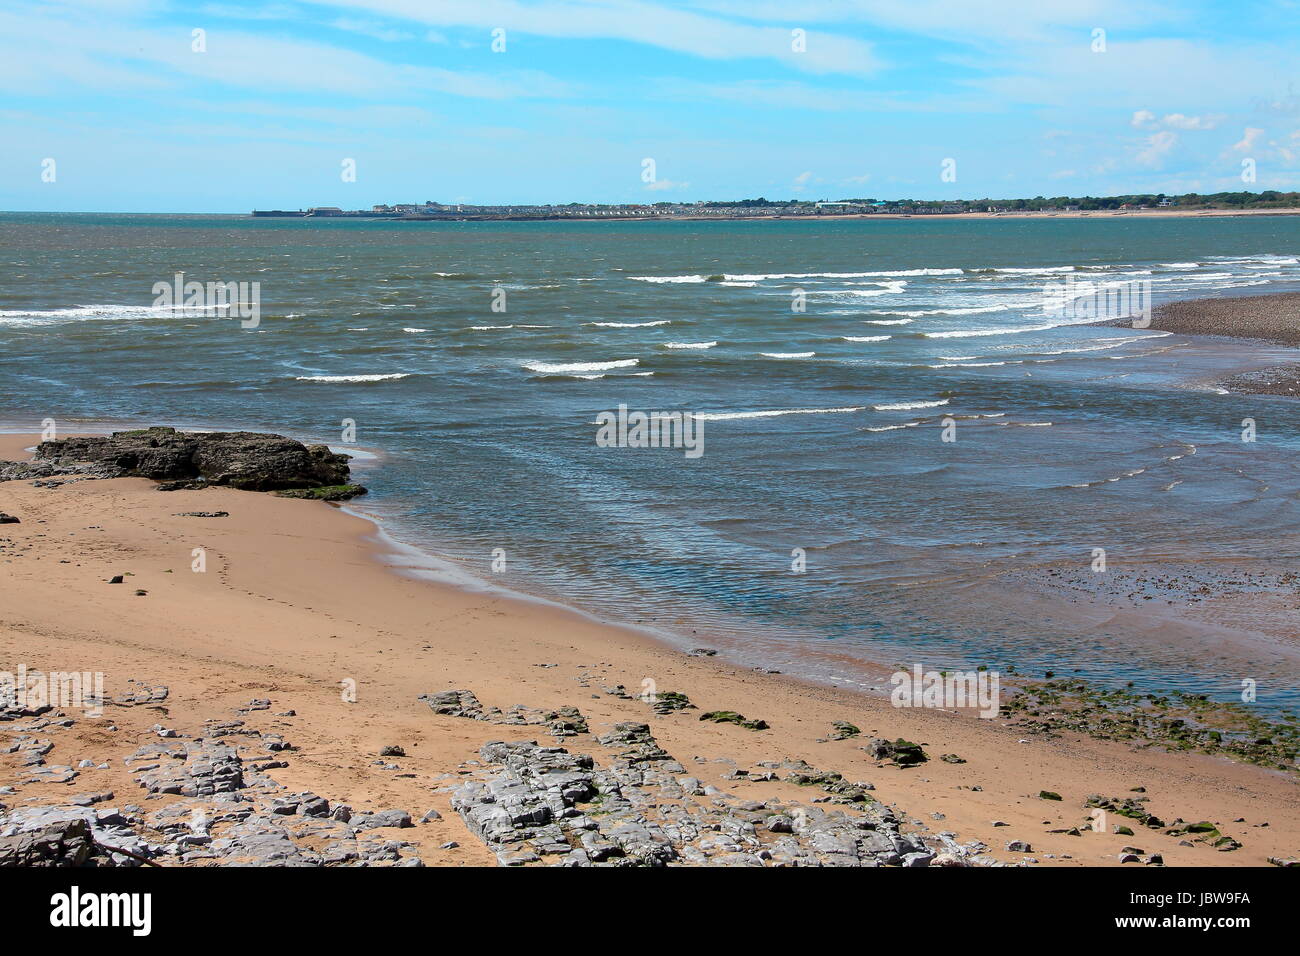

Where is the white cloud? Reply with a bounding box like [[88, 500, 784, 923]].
[[330, 17, 417, 42], [0, 10, 574, 100], [1135, 130, 1177, 167], [1161, 112, 1220, 130], [300, 0, 881, 76], [1231, 127, 1265, 152], [1132, 110, 1221, 131], [644, 178, 689, 191], [690, 0, 1175, 44], [792, 170, 817, 191]]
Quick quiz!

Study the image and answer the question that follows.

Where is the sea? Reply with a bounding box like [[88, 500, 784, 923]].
[[2, 212, 1299, 708]]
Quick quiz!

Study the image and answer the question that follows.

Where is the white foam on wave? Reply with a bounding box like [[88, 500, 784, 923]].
[[863, 422, 921, 432], [586, 320, 671, 328], [1027, 340, 1139, 356], [0, 303, 224, 326], [695, 406, 865, 421], [841, 335, 891, 342], [809, 281, 908, 298], [725, 269, 959, 281], [630, 268, 963, 284], [524, 358, 640, 373], [874, 305, 1009, 317], [1211, 254, 1299, 265], [628, 275, 708, 284], [296, 373, 411, 383], [924, 323, 1057, 338], [979, 266, 1076, 274], [663, 341, 717, 349], [862, 318, 914, 325], [402, 327, 428, 333], [469, 324, 514, 330], [760, 351, 815, 358], [873, 398, 949, 411], [926, 361, 1010, 368]]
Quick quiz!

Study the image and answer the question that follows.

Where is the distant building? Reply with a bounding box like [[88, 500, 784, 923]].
[[307, 206, 343, 216]]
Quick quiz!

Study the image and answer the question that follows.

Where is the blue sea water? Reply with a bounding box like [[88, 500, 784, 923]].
[[2, 212, 1299, 707]]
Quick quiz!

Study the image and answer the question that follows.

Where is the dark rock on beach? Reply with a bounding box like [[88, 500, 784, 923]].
[[1, 427, 360, 494], [33, 427, 352, 491]]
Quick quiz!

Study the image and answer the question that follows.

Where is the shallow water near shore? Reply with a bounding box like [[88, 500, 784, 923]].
[[3, 212, 1299, 709]]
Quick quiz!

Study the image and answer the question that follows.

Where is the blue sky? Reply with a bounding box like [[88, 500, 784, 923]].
[[2, 0, 1299, 212]]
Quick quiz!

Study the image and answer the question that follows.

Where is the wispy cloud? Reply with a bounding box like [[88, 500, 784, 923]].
[[300, 0, 881, 76], [0, 9, 575, 99]]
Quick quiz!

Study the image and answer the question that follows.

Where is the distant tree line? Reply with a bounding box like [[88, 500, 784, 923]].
[[696, 191, 1300, 211]]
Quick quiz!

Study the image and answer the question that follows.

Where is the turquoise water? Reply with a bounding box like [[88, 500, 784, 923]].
[[2, 212, 1299, 706]]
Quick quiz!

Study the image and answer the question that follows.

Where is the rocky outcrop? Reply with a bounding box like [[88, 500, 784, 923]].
[[22, 427, 355, 493], [419, 689, 590, 739], [442, 705, 980, 867], [0, 817, 100, 867], [0, 702, 423, 867]]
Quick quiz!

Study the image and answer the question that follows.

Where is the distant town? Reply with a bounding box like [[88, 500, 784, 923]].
[[253, 190, 1300, 221]]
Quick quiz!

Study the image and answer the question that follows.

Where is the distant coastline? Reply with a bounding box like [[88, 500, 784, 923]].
[[252, 206, 1300, 223], [252, 189, 1300, 222]]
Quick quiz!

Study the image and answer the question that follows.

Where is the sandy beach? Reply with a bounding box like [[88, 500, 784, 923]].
[[2, 431, 1296, 867]]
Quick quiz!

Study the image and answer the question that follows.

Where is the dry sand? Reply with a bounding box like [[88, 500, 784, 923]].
[[1, 433, 1296, 867]]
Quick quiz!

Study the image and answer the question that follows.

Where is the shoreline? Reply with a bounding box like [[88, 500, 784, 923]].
[[2, 432, 1298, 867], [1099, 291, 1300, 397]]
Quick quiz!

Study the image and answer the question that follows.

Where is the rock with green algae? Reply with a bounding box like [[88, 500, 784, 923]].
[[864, 738, 928, 767], [275, 484, 367, 501], [698, 711, 769, 731]]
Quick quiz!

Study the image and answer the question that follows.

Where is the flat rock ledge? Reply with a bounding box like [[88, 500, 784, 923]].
[[446, 712, 992, 867], [0, 426, 362, 496], [1, 698, 420, 867]]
